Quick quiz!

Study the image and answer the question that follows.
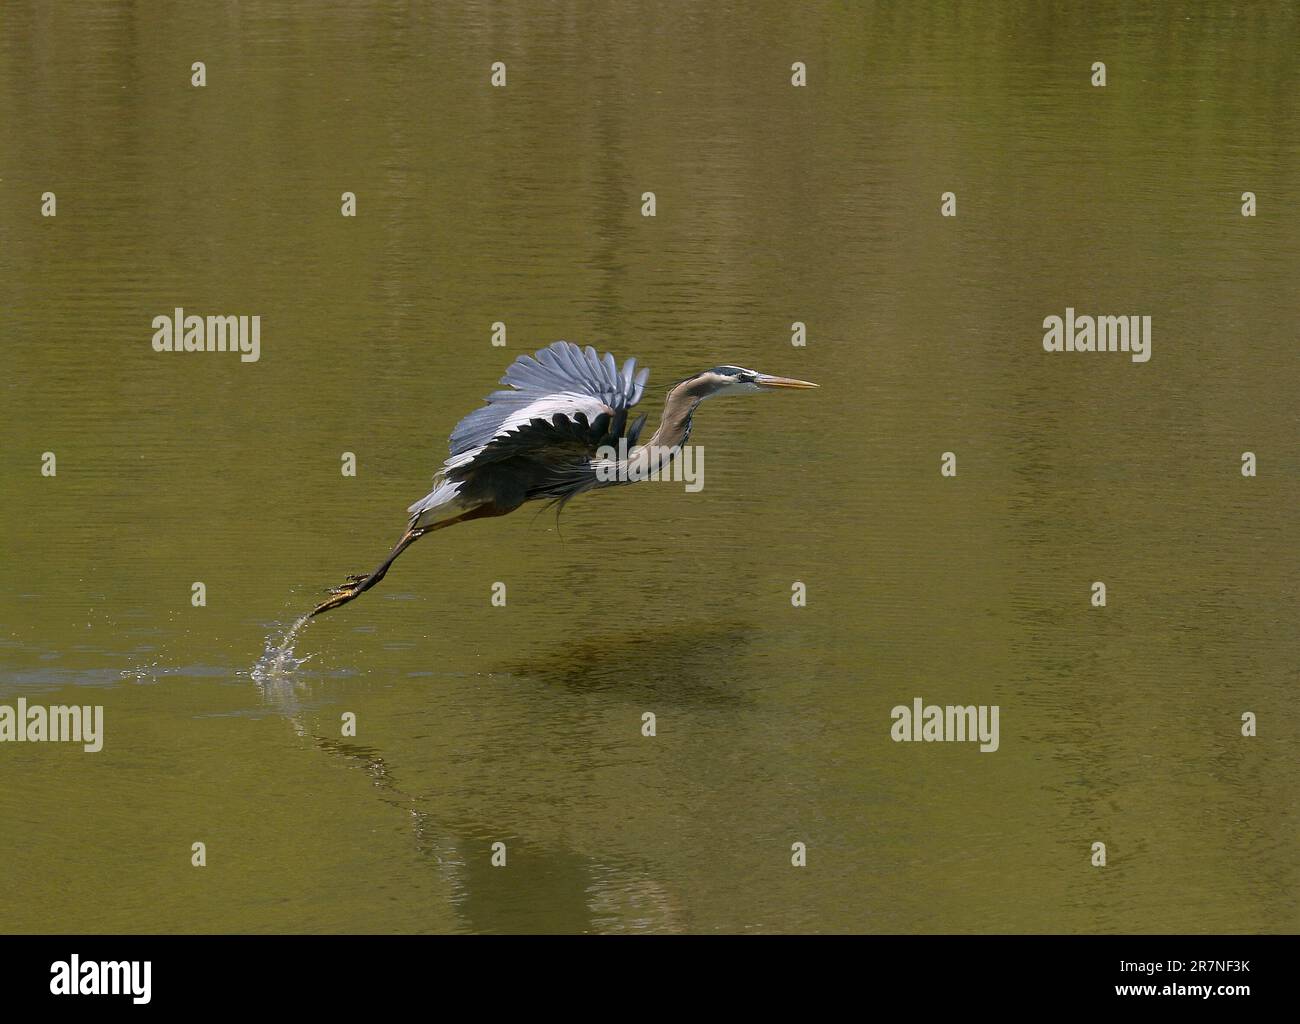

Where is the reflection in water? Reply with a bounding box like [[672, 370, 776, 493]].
[[262, 625, 711, 933], [304, 721, 682, 932]]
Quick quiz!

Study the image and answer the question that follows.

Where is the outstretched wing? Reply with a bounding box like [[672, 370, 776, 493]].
[[443, 341, 650, 472]]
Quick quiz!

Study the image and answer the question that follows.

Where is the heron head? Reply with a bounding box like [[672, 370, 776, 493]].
[[691, 365, 819, 397]]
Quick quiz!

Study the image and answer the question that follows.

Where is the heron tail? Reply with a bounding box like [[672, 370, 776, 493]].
[[309, 525, 426, 618]]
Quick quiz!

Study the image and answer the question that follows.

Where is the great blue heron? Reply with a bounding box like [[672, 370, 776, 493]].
[[309, 341, 817, 617]]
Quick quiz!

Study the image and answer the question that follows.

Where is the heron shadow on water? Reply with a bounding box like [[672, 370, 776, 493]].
[[495, 624, 763, 709], [302, 340, 817, 622]]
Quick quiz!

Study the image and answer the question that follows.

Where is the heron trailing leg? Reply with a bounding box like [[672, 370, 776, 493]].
[[309, 503, 508, 618], [309, 525, 428, 617]]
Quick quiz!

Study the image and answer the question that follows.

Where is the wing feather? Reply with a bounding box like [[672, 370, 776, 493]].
[[446, 341, 649, 467]]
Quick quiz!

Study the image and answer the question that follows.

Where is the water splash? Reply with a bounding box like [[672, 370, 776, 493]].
[[252, 615, 313, 688], [250, 615, 315, 734]]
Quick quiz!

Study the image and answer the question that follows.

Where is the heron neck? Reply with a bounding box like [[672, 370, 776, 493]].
[[646, 380, 702, 451], [618, 379, 704, 480]]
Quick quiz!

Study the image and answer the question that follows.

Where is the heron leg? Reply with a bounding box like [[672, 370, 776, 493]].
[[308, 502, 509, 618], [310, 525, 428, 617]]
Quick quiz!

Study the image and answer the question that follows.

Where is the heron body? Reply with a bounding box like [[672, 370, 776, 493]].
[[310, 341, 816, 617]]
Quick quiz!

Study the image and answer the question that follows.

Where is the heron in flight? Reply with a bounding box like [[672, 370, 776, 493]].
[[309, 341, 817, 617]]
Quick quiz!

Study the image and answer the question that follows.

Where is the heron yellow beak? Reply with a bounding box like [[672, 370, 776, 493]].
[[754, 374, 819, 389]]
